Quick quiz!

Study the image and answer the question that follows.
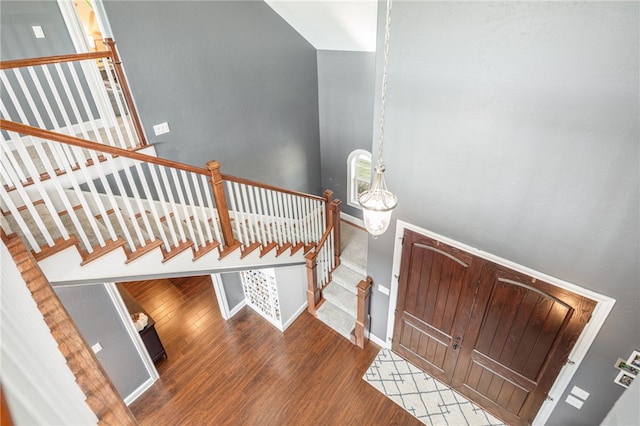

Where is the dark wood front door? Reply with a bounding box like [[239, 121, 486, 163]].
[[393, 229, 596, 426], [392, 231, 483, 383]]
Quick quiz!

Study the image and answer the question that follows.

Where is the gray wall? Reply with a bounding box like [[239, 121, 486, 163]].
[[54, 283, 150, 399], [274, 265, 307, 327], [317, 50, 376, 217], [0, 1, 74, 60], [102, 0, 322, 194], [366, 2, 639, 425], [219, 272, 245, 311]]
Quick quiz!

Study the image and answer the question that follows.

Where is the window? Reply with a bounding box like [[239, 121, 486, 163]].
[[347, 150, 372, 209]]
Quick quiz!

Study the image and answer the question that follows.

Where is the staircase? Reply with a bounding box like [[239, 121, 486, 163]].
[[317, 221, 368, 339], [0, 42, 371, 348]]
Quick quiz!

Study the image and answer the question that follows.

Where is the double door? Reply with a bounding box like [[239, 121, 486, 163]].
[[392, 229, 596, 426]]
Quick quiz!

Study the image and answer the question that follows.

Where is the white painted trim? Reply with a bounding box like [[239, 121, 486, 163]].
[[56, 0, 119, 128], [104, 283, 159, 390], [386, 219, 616, 426], [369, 332, 386, 348], [210, 274, 231, 320], [282, 302, 307, 331], [123, 376, 155, 406], [340, 213, 364, 229], [346, 149, 372, 209], [228, 300, 247, 318]]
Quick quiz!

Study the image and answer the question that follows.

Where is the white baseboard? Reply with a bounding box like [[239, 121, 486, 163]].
[[124, 376, 155, 405], [369, 333, 387, 348], [228, 300, 247, 318], [340, 213, 364, 228], [282, 302, 307, 331]]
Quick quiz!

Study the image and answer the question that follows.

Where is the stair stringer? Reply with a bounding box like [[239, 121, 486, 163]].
[[38, 238, 306, 284]]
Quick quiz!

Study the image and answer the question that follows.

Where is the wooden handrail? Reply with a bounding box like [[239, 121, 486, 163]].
[[1, 119, 209, 175], [104, 38, 147, 146], [0, 120, 326, 203], [0, 51, 112, 70], [221, 174, 326, 202]]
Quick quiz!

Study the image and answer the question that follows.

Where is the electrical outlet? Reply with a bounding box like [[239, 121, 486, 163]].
[[565, 395, 584, 409], [91, 342, 103, 353], [153, 122, 170, 136], [32, 26, 45, 39], [378, 285, 390, 295]]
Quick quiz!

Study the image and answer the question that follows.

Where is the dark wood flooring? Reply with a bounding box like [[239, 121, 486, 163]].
[[121, 275, 420, 426]]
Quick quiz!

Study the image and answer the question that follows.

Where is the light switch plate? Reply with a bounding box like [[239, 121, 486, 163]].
[[566, 394, 584, 409], [570, 386, 590, 400], [378, 285, 390, 295], [153, 122, 170, 136], [91, 342, 103, 353], [32, 26, 45, 39]]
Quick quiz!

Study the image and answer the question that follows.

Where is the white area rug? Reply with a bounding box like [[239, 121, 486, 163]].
[[364, 348, 505, 426]]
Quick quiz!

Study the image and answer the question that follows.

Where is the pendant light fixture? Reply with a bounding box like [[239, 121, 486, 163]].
[[358, 0, 398, 237]]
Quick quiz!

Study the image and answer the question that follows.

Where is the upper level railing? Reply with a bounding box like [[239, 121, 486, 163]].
[[0, 44, 338, 314], [1, 39, 145, 152]]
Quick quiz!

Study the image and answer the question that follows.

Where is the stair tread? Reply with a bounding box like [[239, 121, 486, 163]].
[[105, 210, 149, 252], [323, 282, 357, 317], [339, 222, 368, 275], [316, 300, 355, 340], [332, 264, 365, 295]]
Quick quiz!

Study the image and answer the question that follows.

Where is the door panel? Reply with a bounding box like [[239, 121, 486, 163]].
[[392, 230, 482, 383], [452, 263, 596, 425], [393, 230, 597, 426]]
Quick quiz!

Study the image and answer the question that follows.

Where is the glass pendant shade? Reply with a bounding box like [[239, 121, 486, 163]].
[[358, 164, 398, 236]]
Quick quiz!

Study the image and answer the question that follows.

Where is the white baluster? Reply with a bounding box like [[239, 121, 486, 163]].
[[103, 59, 137, 149], [3, 134, 69, 247], [201, 174, 223, 245], [181, 169, 204, 249], [192, 173, 213, 244], [247, 185, 265, 245], [145, 164, 175, 249], [103, 154, 149, 250], [170, 168, 197, 247], [240, 184, 256, 243], [227, 181, 246, 246], [0, 169, 41, 251], [158, 166, 186, 245]]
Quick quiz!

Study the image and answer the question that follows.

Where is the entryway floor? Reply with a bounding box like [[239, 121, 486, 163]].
[[364, 348, 505, 426], [122, 275, 421, 425]]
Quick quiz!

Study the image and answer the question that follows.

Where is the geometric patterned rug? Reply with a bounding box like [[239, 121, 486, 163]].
[[364, 349, 506, 426]]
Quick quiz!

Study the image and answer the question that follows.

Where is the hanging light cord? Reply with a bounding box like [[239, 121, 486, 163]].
[[377, 0, 393, 169]]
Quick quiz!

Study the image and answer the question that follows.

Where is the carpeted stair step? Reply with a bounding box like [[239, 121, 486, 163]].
[[323, 282, 357, 318], [59, 206, 109, 253], [104, 210, 150, 252], [332, 264, 365, 295], [340, 222, 368, 275], [3, 203, 59, 248], [316, 300, 355, 340]]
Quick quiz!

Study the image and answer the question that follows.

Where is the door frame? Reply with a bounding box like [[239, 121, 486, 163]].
[[104, 283, 159, 404], [385, 219, 616, 426]]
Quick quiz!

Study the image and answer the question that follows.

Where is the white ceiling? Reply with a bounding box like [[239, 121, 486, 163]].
[[264, 0, 378, 52]]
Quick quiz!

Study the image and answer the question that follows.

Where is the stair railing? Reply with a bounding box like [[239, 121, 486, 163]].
[[1, 120, 335, 270], [1, 39, 146, 153], [305, 192, 341, 316]]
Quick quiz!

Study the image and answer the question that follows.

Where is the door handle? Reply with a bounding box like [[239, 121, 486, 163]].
[[452, 336, 461, 350]]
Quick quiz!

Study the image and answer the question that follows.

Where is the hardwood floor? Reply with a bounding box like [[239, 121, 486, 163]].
[[121, 275, 420, 426]]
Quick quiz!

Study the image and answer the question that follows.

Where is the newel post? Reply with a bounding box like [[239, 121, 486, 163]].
[[104, 38, 147, 147], [305, 251, 321, 316], [352, 276, 373, 348], [330, 199, 342, 265], [206, 161, 240, 255]]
